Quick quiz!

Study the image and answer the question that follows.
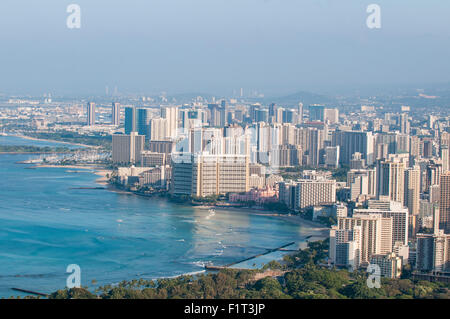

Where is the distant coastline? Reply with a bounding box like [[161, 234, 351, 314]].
[[0, 152, 67, 155], [11, 133, 97, 149], [35, 163, 112, 185], [0, 144, 71, 155]]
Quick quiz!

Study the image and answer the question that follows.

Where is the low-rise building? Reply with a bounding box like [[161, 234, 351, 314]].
[[370, 252, 403, 279]]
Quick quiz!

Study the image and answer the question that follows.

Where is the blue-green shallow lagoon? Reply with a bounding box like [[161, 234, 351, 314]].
[[0, 136, 320, 298]]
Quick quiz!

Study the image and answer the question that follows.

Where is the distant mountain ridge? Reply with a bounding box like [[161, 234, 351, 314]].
[[163, 90, 336, 106], [166, 93, 217, 103], [257, 90, 336, 106]]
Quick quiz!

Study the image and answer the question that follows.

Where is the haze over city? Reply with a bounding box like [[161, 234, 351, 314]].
[[1, 0, 450, 95]]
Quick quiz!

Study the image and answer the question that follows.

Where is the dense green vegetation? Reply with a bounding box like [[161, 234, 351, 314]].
[[166, 194, 224, 205], [46, 239, 450, 299], [0, 145, 71, 153], [331, 167, 350, 182], [315, 215, 337, 227], [296, 207, 335, 227], [262, 201, 290, 213], [279, 166, 349, 182]]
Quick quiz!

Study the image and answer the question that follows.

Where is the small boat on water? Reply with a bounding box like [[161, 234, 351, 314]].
[[208, 209, 216, 216]]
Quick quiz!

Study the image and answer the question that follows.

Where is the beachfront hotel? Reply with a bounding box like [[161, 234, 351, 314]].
[[294, 179, 336, 211], [112, 132, 145, 165], [171, 153, 249, 197]]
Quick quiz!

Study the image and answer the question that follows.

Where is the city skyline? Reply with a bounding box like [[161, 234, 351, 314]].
[[1, 0, 450, 303]]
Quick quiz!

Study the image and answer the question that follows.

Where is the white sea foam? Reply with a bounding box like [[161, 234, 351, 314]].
[[163, 269, 206, 279], [191, 260, 212, 268]]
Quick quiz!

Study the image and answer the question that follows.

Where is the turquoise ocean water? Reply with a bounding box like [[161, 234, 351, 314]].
[[0, 136, 319, 298]]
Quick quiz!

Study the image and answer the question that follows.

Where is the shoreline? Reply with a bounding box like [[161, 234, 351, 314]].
[[33, 163, 329, 255], [99, 184, 329, 235], [213, 206, 329, 240], [18, 163, 329, 296], [0, 150, 72, 155], [34, 163, 329, 237], [93, 176, 329, 237], [3, 134, 330, 297], [0, 152, 69, 155], [34, 164, 112, 185]]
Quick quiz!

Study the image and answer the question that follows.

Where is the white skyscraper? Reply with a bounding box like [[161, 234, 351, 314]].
[[87, 102, 96, 126], [161, 106, 179, 139], [441, 145, 449, 173], [404, 166, 421, 236], [150, 118, 169, 141], [355, 200, 409, 248], [112, 102, 120, 126], [325, 146, 340, 168], [337, 214, 393, 266], [377, 157, 406, 204]]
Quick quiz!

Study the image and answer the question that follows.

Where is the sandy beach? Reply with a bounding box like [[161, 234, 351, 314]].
[[93, 170, 112, 185], [35, 164, 112, 186], [209, 206, 330, 240]]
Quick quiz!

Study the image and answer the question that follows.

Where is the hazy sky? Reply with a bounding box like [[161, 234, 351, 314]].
[[0, 0, 449, 96]]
